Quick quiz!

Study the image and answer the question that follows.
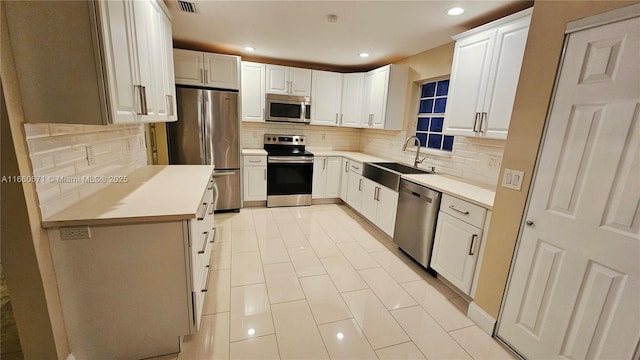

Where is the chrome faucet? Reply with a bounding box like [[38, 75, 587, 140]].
[[402, 136, 426, 168]]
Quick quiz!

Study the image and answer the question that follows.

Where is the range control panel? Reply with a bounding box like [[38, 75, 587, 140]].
[[264, 134, 306, 145]]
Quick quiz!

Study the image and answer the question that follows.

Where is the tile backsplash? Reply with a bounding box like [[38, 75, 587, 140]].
[[360, 129, 504, 187], [241, 122, 360, 150], [24, 123, 148, 219]]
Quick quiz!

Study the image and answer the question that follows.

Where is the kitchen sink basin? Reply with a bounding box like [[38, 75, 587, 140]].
[[362, 162, 434, 191]]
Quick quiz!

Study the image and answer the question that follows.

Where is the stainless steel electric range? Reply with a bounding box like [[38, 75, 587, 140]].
[[264, 134, 314, 207]]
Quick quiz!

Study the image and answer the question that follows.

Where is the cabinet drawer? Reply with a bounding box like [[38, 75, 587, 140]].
[[244, 155, 266, 166], [441, 194, 487, 228], [348, 160, 363, 175]]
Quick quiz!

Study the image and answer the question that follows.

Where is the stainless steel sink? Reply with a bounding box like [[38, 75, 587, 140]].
[[362, 162, 434, 191]]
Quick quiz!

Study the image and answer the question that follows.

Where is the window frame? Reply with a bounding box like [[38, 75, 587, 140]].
[[411, 76, 454, 156]]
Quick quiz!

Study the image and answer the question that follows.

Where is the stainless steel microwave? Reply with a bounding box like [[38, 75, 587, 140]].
[[266, 94, 311, 124]]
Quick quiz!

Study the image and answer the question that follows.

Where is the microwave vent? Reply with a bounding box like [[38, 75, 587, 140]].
[[177, 1, 198, 14]]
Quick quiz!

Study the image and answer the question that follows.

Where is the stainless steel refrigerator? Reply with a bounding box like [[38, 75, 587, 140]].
[[167, 87, 240, 211]]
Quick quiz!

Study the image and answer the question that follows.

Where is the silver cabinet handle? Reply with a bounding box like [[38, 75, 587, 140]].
[[264, 168, 267, 180], [370, 114, 374, 125], [526, 220, 535, 226], [202, 265, 211, 292], [323, 158, 326, 170], [358, 178, 363, 191], [473, 112, 480, 132], [449, 205, 470, 215], [198, 231, 209, 254], [204, 69, 208, 84], [469, 234, 477, 255], [208, 203, 215, 215], [335, 113, 339, 123], [340, 113, 344, 125], [140, 86, 148, 115], [480, 112, 487, 133], [210, 228, 217, 243], [351, 165, 360, 171], [134, 85, 144, 115], [197, 202, 208, 220], [345, 161, 349, 173], [374, 186, 380, 201], [200, 69, 204, 84], [248, 160, 263, 163]]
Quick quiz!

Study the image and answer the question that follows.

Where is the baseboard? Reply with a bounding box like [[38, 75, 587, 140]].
[[467, 301, 496, 336], [242, 200, 266, 208], [311, 198, 343, 205]]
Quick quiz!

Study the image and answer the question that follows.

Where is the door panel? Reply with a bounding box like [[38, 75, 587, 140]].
[[167, 88, 204, 164], [498, 15, 639, 359], [204, 90, 239, 168]]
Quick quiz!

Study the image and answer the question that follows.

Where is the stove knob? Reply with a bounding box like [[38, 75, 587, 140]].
[[267, 137, 271, 141], [300, 138, 304, 142]]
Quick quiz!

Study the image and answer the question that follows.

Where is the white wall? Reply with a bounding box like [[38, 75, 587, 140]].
[[24, 123, 148, 218]]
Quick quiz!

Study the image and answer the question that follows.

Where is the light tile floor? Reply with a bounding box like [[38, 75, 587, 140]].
[[166, 204, 516, 360]]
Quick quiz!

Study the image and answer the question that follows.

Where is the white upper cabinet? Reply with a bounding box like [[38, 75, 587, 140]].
[[340, 73, 365, 127], [444, 8, 532, 139], [361, 64, 409, 130], [6, 0, 176, 125], [174, 49, 240, 90], [311, 71, 343, 126], [240, 62, 266, 122], [266, 65, 312, 96]]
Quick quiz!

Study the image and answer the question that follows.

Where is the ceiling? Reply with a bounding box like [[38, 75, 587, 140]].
[[168, 1, 532, 71]]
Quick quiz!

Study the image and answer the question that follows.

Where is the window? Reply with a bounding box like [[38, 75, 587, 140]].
[[416, 79, 454, 152]]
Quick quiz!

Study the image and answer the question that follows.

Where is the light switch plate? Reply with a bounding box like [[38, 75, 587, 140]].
[[502, 168, 524, 191]]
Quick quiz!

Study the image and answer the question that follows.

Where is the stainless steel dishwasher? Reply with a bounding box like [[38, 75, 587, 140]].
[[393, 179, 442, 272]]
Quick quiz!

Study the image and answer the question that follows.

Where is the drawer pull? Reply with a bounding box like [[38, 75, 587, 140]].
[[197, 203, 208, 220], [202, 265, 211, 292], [449, 205, 470, 215], [208, 180, 214, 190], [210, 228, 217, 243], [208, 203, 215, 215], [198, 231, 209, 254], [352, 165, 360, 171], [358, 178, 363, 191], [248, 159, 262, 163], [469, 234, 477, 255]]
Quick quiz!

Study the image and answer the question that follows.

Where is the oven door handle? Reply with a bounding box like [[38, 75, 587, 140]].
[[268, 156, 314, 164]]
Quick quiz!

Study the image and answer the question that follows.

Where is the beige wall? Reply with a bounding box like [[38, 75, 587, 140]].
[[473, 0, 639, 318], [1, 3, 70, 359]]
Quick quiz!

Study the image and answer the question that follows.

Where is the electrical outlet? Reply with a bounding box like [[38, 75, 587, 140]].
[[488, 155, 501, 170], [502, 168, 524, 191], [60, 226, 91, 240]]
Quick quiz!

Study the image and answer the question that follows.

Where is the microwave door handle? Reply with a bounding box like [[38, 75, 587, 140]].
[[301, 102, 307, 121]]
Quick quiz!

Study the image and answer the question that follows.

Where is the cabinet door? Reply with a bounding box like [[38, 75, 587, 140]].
[[311, 71, 342, 126], [481, 15, 531, 139], [266, 65, 289, 94], [375, 185, 399, 237], [443, 30, 495, 137], [243, 166, 267, 201], [312, 156, 327, 199], [97, 0, 138, 124], [241, 62, 266, 122], [431, 212, 482, 295], [325, 157, 342, 198], [146, 0, 170, 121], [203, 53, 240, 90], [369, 67, 389, 129], [346, 172, 363, 212], [340, 73, 364, 127], [173, 49, 204, 86], [340, 158, 349, 201], [132, 0, 162, 120], [159, 7, 177, 121], [360, 179, 378, 223], [289, 67, 312, 96]]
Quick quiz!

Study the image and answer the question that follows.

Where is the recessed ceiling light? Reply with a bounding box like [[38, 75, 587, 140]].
[[244, 46, 255, 52], [359, 53, 369, 58], [447, 7, 464, 16]]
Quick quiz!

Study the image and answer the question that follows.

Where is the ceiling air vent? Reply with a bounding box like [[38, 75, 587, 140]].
[[177, 1, 197, 14]]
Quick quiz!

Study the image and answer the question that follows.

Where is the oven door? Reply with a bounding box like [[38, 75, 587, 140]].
[[267, 156, 313, 207], [266, 94, 311, 124]]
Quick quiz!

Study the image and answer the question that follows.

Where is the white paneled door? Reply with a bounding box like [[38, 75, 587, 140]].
[[498, 14, 639, 359]]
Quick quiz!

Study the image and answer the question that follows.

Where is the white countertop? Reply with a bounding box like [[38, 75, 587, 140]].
[[402, 174, 495, 209], [243, 148, 495, 209], [41, 165, 214, 228], [242, 149, 267, 156]]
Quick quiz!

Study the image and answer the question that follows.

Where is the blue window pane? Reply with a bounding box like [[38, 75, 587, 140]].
[[421, 82, 436, 98], [436, 80, 449, 96], [434, 98, 447, 113], [427, 134, 442, 149], [443, 135, 454, 151], [430, 117, 444, 132], [419, 99, 434, 114], [417, 117, 429, 131], [416, 133, 427, 147]]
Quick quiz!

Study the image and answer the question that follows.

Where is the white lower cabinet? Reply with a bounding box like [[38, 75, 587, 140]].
[[359, 178, 398, 237], [430, 194, 488, 296], [243, 155, 267, 202], [345, 161, 364, 211], [47, 179, 215, 359], [312, 156, 342, 199]]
